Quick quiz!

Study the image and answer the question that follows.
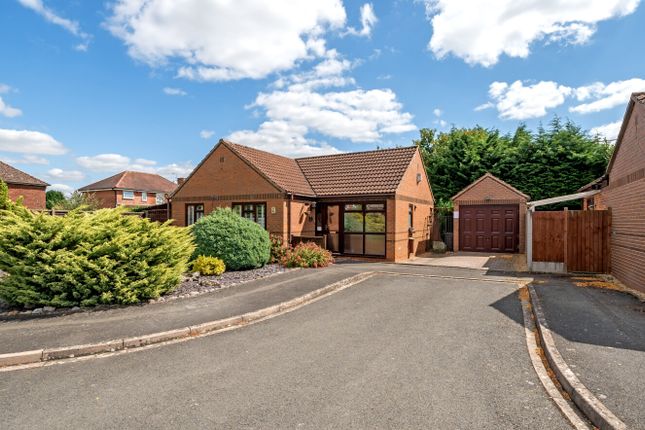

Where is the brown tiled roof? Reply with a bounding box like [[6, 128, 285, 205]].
[[452, 172, 530, 201], [296, 146, 418, 196], [634, 92, 645, 104], [0, 161, 48, 187], [225, 141, 315, 196], [78, 171, 176, 193]]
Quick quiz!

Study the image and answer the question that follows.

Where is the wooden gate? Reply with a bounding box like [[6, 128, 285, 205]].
[[532, 209, 611, 273]]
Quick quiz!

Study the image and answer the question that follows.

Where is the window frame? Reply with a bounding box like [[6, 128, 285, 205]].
[[156, 193, 165, 205], [122, 190, 134, 200], [185, 203, 205, 226], [341, 201, 386, 257], [232, 202, 267, 229], [141, 191, 148, 202]]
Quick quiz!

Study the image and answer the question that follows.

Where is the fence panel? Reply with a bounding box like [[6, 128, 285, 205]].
[[532, 211, 565, 262], [532, 210, 610, 273]]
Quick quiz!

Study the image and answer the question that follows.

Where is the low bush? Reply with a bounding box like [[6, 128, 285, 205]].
[[0, 194, 194, 307], [192, 255, 226, 276], [192, 208, 271, 271], [281, 242, 334, 268], [269, 234, 289, 264]]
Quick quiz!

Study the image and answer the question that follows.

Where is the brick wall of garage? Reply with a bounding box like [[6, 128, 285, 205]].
[[453, 176, 527, 253], [8, 184, 46, 209]]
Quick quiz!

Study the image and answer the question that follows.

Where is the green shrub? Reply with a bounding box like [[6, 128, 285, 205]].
[[192, 255, 226, 276], [269, 234, 289, 264], [0, 205, 194, 308], [192, 208, 270, 270], [281, 242, 334, 268]]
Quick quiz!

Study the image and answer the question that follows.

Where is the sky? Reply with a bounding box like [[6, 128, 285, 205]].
[[1, 0, 644, 194]]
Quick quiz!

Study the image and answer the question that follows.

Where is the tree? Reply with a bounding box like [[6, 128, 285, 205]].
[[46, 190, 65, 209], [0, 180, 8, 210], [415, 118, 613, 209], [54, 191, 101, 211]]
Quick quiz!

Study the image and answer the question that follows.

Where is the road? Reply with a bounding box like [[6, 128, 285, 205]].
[[1, 271, 571, 429]]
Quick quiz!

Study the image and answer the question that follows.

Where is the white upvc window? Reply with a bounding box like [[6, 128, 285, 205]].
[[122, 190, 134, 200], [156, 193, 165, 204], [141, 192, 148, 202]]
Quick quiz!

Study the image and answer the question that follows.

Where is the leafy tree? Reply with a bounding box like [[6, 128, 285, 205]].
[[415, 118, 612, 209], [54, 191, 101, 210], [45, 190, 65, 209], [0, 180, 8, 210]]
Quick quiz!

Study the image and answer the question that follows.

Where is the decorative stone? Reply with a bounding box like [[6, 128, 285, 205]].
[[32, 308, 44, 315], [43, 306, 55, 312], [432, 241, 448, 253]]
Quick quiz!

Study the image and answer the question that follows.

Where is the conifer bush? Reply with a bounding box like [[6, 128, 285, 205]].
[[192, 208, 271, 270], [192, 255, 226, 276], [0, 192, 194, 307]]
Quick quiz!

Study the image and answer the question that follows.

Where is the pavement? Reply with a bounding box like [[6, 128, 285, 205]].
[[533, 279, 645, 429], [401, 251, 528, 272], [0, 270, 571, 429]]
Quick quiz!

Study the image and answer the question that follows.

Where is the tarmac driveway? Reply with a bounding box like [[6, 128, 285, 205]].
[[0, 271, 571, 429]]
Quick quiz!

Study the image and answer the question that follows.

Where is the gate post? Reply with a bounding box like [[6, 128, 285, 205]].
[[563, 208, 569, 273], [526, 207, 533, 271]]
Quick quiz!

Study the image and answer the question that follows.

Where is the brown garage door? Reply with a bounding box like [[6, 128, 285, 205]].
[[459, 205, 519, 253]]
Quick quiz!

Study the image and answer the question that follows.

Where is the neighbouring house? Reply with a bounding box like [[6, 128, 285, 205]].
[[599, 92, 645, 293], [579, 175, 608, 210], [78, 171, 177, 208], [0, 161, 48, 209], [170, 139, 434, 261], [451, 173, 529, 253]]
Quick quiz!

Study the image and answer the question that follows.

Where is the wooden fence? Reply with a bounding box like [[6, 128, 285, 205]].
[[532, 209, 611, 273]]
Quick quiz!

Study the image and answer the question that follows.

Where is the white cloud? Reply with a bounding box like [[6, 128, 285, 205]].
[[106, 0, 347, 81], [345, 3, 377, 37], [273, 50, 356, 91], [0, 129, 67, 154], [47, 168, 85, 181], [484, 80, 573, 120], [590, 120, 622, 141], [0, 97, 22, 118], [474, 102, 494, 112], [251, 87, 415, 143], [0, 154, 49, 165], [229, 121, 341, 157], [18, 0, 91, 49], [570, 78, 645, 114], [48, 183, 74, 195], [156, 162, 196, 179], [75, 153, 194, 180], [424, 0, 640, 66], [0, 84, 11, 94], [433, 108, 442, 117], [163, 87, 187, 96], [482, 77, 645, 119], [200, 130, 215, 139]]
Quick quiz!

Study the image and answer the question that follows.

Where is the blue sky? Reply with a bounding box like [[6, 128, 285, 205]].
[[1, 0, 644, 193]]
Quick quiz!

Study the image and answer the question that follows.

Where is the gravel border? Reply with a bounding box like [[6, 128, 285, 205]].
[[0, 264, 294, 319]]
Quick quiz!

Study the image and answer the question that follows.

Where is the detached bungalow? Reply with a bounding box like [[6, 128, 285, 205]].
[[0, 161, 48, 209], [79, 171, 177, 208], [170, 140, 434, 261]]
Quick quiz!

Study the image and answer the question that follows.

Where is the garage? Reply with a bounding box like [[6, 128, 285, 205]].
[[459, 204, 518, 252], [452, 173, 529, 254]]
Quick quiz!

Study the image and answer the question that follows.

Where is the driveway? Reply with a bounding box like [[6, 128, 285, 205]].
[[0, 269, 571, 429]]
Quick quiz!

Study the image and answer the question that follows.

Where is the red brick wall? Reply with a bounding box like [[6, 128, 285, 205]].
[[392, 150, 435, 261], [8, 184, 46, 209], [86, 190, 116, 208], [171, 144, 287, 232], [453, 176, 527, 253], [115, 190, 163, 207], [602, 102, 645, 293]]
